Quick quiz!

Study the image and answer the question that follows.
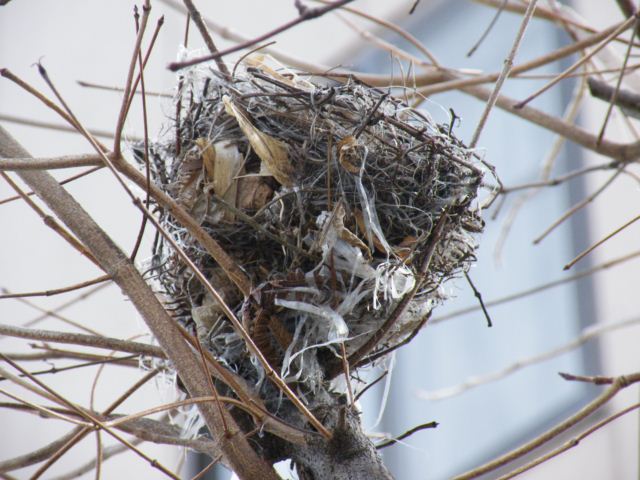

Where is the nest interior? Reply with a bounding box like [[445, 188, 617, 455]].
[[145, 64, 485, 436]]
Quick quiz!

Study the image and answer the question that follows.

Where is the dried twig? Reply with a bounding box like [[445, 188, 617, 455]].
[[471, 0, 538, 147], [182, 0, 230, 78], [375, 421, 439, 449], [432, 249, 640, 323], [496, 401, 640, 479], [564, 212, 640, 270], [420, 315, 640, 400], [453, 372, 640, 479], [168, 0, 355, 71]]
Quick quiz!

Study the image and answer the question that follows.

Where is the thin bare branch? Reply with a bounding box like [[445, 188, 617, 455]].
[[77, 80, 171, 98], [515, 15, 637, 109], [168, 0, 355, 71], [470, 0, 539, 147], [113, 2, 152, 156], [48, 438, 144, 480], [453, 372, 640, 479], [564, 212, 640, 270], [1, 172, 101, 268], [596, 18, 639, 144], [432, 249, 640, 323], [182, 0, 231, 78], [420, 315, 640, 400], [0, 323, 165, 358], [0, 275, 109, 300], [497, 401, 640, 479], [375, 421, 439, 449]]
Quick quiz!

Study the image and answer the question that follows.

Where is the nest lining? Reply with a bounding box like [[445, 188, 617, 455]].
[[146, 64, 486, 400]]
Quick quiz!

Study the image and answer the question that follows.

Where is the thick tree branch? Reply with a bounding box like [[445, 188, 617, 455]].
[[0, 126, 278, 480]]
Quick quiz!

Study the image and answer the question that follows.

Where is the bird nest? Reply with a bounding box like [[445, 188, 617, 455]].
[[145, 63, 486, 401]]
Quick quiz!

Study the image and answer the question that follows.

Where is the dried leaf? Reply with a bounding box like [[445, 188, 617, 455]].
[[223, 95, 294, 187], [237, 176, 273, 210], [212, 141, 243, 221], [195, 137, 216, 183], [316, 202, 371, 259], [243, 55, 298, 88], [395, 235, 418, 261], [337, 135, 363, 174]]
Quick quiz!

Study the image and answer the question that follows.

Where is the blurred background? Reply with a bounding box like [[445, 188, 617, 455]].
[[1, 1, 638, 479]]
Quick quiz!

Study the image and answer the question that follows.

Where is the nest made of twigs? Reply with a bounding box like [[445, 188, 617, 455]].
[[145, 62, 486, 399]]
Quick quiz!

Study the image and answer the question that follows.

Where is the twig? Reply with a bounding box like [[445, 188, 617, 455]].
[[340, 342, 355, 407], [0, 354, 180, 480], [564, 212, 640, 270], [533, 167, 624, 245], [432, 249, 640, 323], [420, 315, 640, 400], [420, 18, 629, 96], [316, 0, 440, 66], [182, 0, 230, 78], [514, 15, 637, 109], [453, 372, 640, 479], [596, 17, 639, 145], [129, 8, 153, 262], [558, 372, 615, 385], [0, 166, 103, 207], [105, 396, 260, 429], [361, 311, 431, 366], [0, 113, 123, 140], [0, 387, 90, 427], [473, 0, 619, 35], [460, 83, 640, 162], [190, 456, 222, 480], [113, 1, 151, 156], [0, 69, 107, 151], [0, 322, 164, 358], [0, 355, 139, 382], [497, 401, 640, 479], [168, 0, 355, 71], [0, 275, 109, 299], [48, 438, 144, 480], [470, 0, 539, 148], [467, 0, 508, 57], [498, 160, 614, 194], [0, 172, 100, 267], [175, 12, 190, 157], [28, 368, 162, 479], [2, 349, 135, 364], [375, 421, 439, 449], [354, 370, 388, 402], [77, 80, 171, 98], [463, 271, 492, 327], [0, 407, 219, 472]]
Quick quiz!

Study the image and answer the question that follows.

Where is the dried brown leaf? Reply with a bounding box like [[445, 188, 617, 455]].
[[223, 95, 294, 187], [237, 176, 273, 210], [337, 135, 363, 174]]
